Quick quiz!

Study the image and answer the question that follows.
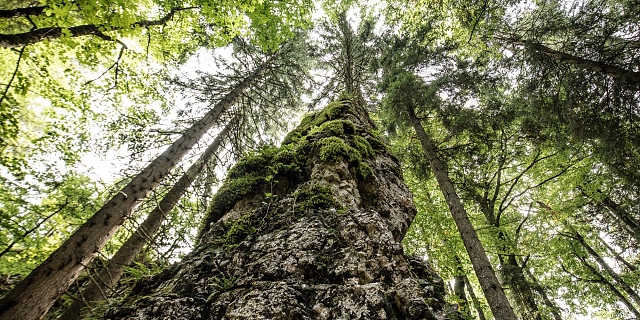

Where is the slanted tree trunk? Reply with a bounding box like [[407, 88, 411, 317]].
[[600, 194, 640, 243], [522, 267, 562, 320], [0, 61, 270, 320], [574, 232, 640, 306], [498, 254, 541, 320], [500, 35, 640, 85], [577, 253, 640, 318], [477, 201, 543, 319], [463, 275, 487, 320], [104, 98, 451, 319], [406, 106, 517, 320], [58, 117, 237, 320]]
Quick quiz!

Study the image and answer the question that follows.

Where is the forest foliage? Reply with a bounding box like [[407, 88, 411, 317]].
[[1, 0, 639, 319]]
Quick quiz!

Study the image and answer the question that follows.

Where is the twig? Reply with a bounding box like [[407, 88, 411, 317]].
[[0, 46, 26, 106]]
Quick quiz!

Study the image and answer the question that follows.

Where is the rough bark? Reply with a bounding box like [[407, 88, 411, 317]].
[[0, 7, 196, 48], [0, 62, 268, 320], [104, 98, 452, 319], [58, 117, 236, 320], [406, 107, 517, 320]]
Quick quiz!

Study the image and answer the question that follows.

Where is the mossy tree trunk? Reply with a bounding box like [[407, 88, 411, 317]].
[[104, 98, 452, 319]]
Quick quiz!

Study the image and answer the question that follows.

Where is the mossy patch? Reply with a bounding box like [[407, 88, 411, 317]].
[[308, 119, 356, 137], [216, 212, 258, 250], [358, 162, 373, 178], [282, 100, 353, 145], [318, 136, 362, 163], [199, 144, 306, 239], [294, 184, 342, 212], [352, 135, 374, 158]]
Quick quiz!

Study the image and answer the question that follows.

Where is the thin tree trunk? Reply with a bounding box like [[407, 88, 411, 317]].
[[575, 232, 640, 307], [464, 275, 487, 320], [406, 107, 517, 320], [522, 266, 563, 320], [498, 254, 542, 320], [599, 235, 637, 272], [579, 256, 640, 318], [57, 117, 237, 320], [0, 61, 269, 320], [601, 195, 640, 243], [451, 255, 472, 319], [479, 202, 543, 319], [501, 35, 640, 85]]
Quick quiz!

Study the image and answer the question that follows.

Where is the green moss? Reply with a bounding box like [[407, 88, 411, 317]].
[[217, 212, 258, 250], [358, 162, 373, 178], [352, 135, 374, 158], [307, 119, 356, 138], [294, 184, 342, 212], [227, 146, 280, 179], [318, 137, 362, 163], [281, 100, 352, 145]]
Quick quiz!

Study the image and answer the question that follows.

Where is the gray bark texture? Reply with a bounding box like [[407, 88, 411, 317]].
[[103, 98, 452, 319]]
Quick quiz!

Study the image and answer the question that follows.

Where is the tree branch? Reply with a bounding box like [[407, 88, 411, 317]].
[[0, 46, 25, 106], [0, 6, 47, 19], [0, 7, 198, 48]]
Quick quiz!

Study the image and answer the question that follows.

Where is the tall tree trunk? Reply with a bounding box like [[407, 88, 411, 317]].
[[103, 98, 451, 319], [57, 117, 237, 320], [406, 106, 517, 320], [0, 60, 270, 320]]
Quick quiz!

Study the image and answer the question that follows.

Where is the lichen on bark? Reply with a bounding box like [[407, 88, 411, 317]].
[[105, 98, 453, 319]]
